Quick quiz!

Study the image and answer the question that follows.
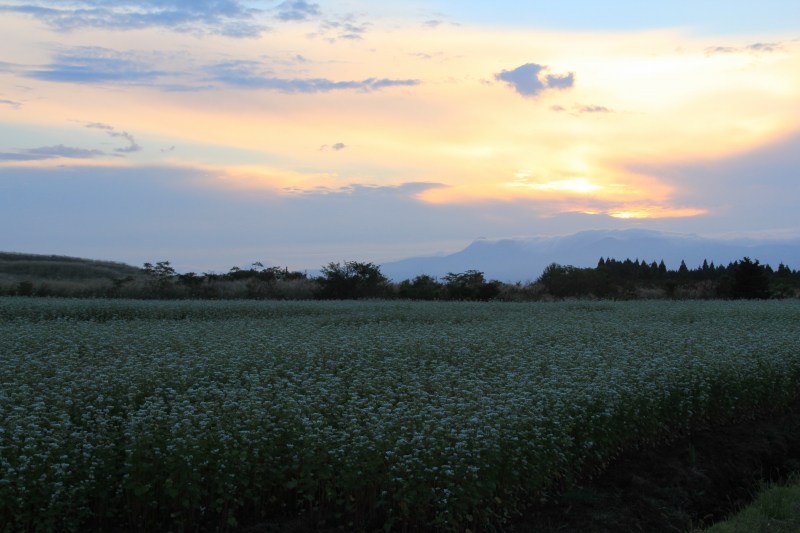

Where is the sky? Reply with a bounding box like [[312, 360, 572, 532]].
[[1, 1, 799, 273]]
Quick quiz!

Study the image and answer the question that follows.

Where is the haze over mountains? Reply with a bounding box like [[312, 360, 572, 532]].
[[380, 229, 800, 283]]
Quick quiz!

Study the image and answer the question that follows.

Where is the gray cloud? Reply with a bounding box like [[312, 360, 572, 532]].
[[0, 1, 266, 37], [0, 99, 22, 109], [27, 47, 165, 84], [545, 72, 575, 89], [747, 42, 781, 52], [23, 47, 214, 92], [284, 182, 444, 197], [495, 63, 575, 97], [274, 0, 320, 22], [22, 47, 419, 94], [577, 104, 612, 113], [319, 142, 346, 151], [84, 122, 114, 130], [209, 60, 419, 93], [0, 121, 142, 162], [619, 130, 800, 238], [0, 165, 469, 272], [0, 61, 17, 73], [706, 46, 738, 54], [705, 41, 783, 55], [82, 121, 142, 153], [317, 15, 370, 41], [550, 103, 613, 116], [109, 131, 142, 153], [0, 144, 105, 161]]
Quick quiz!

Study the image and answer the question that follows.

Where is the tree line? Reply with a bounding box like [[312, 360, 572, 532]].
[[538, 257, 798, 300], [4, 256, 799, 300]]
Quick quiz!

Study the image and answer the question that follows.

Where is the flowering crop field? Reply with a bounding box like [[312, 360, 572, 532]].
[[1, 297, 799, 531]]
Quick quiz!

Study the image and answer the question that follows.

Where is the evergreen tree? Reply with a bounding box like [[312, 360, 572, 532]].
[[730, 257, 770, 299]]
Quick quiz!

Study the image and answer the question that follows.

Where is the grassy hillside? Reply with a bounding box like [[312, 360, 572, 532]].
[[0, 252, 142, 281]]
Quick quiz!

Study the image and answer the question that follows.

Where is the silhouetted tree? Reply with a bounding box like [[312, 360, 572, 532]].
[[143, 261, 176, 281], [442, 270, 500, 300], [398, 274, 442, 300], [143, 261, 177, 295], [730, 257, 770, 299], [538, 263, 594, 299], [315, 261, 389, 299]]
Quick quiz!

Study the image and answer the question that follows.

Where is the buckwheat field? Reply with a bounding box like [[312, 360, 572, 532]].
[[1, 298, 799, 531]]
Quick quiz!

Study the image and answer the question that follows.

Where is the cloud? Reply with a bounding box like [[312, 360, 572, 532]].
[[24, 47, 420, 94], [284, 181, 445, 198], [705, 41, 783, 55], [274, 0, 320, 22], [316, 15, 370, 41], [545, 72, 575, 89], [747, 42, 781, 52], [319, 142, 346, 151], [0, 61, 17, 74], [628, 129, 800, 235], [495, 63, 575, 97], [0, 144, 105, 161], [0, 121, 142, 162], [0, 165, 467, 271], [0, 99, 22, 109], [577, 104, 612, 113], [84, 122, 114, 131], [550, 104, 613, 115], [209, 60, 420, 93], [23, 47, 211, 91], [0, 1, 266, 37], [109, 131, 142, 153], [83, 122, 142, 153], [27, 47, 165, 84], [706, 46, 738, 55]]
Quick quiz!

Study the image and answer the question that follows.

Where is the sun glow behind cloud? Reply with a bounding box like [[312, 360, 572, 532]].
[[509, 176, 603, 194]]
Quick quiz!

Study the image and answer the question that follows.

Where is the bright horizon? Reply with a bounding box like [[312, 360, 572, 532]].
[[2, 1, 799, 273]]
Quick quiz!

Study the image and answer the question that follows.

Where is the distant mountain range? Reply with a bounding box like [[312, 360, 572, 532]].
[[380, 229, 800, 282]]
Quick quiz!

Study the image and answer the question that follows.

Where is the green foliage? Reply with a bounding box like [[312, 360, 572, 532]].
[[700, 479, 800, 532]]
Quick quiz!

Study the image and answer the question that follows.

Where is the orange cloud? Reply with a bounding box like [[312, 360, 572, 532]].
[[608, 206, 708, 219]]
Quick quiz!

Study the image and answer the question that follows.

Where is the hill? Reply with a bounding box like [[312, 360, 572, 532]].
[[0, 252, 143, 282], [380, 229, 800, 282], [0, 252, 145, 297]]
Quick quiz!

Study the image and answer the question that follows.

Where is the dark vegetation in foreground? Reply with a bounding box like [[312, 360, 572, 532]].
[[2, 251, 799, 300], [248, 401, 800, 532], [509, 400, 800, 533]]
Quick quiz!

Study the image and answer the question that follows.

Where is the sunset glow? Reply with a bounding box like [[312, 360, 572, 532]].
[[1, 1, 799, 271]]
